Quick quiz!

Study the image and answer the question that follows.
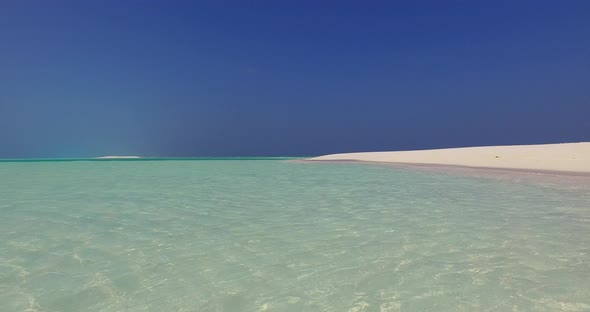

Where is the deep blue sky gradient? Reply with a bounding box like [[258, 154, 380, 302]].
[[1, 1, 589, 157]]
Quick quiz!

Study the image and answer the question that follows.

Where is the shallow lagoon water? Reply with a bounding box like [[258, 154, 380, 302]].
[[1, 159, 589, 311]]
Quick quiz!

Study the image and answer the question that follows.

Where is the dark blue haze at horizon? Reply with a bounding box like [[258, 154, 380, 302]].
[[1, 1, 589, 158]]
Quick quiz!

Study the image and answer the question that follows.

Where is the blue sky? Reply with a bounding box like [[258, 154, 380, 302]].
[[1, 1, 589, 157]]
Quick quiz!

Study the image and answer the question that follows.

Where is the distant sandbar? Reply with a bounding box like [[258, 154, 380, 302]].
[[307, 142, 590, 173], [95, 156, 141, 159]]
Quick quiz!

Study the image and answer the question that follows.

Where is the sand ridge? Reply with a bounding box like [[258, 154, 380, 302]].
[[308, 142, 590, 173]]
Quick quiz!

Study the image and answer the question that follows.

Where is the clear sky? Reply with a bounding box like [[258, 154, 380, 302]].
[[1, 1, 589, 158]]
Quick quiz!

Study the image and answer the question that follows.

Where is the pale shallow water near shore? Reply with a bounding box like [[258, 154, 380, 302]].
[[1, 159, 589, 311]]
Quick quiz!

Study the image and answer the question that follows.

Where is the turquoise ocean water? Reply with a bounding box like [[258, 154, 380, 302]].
[[1, 159, 589, 311]]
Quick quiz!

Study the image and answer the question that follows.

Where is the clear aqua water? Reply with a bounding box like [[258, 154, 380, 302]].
[[1, 159, 589, 311]]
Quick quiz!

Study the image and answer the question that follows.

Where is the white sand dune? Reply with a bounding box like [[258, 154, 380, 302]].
[[309, 142, 590, 173]]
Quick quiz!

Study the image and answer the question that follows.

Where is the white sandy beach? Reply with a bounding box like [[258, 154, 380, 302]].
[[96, 156, 141, 159], [309, 142, 590, 173]]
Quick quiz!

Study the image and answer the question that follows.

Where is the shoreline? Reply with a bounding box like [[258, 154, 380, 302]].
[[308, 142, 590, 173], [304, 158, 590, 177], [304, 142, 590, 191], [301, 159, 590, 192]]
